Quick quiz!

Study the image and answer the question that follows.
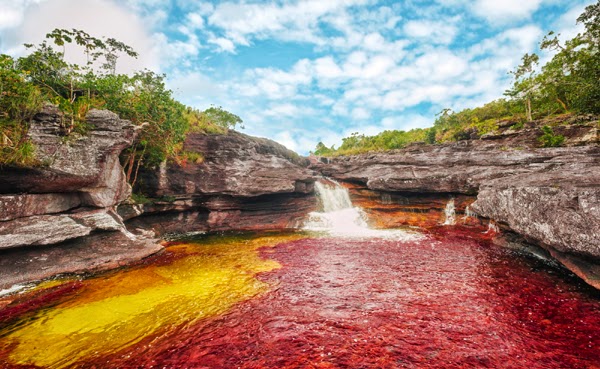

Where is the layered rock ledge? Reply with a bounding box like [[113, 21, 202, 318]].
[[0, 108, 318, 290], [311, 121, 600, 288], [120, 131, 317, 236], [0, 106, 162, 290]]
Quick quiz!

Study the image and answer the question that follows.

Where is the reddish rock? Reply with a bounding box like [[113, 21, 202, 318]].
[[340, 182, 482, 229], [0, 107, 161, 287], [0, 106, 138, 207]]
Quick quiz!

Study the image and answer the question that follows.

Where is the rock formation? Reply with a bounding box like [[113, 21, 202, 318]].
[[311, 120, 600, 287], [0, 106, 163, 289], [0, 108, 318, 290], [120, 131, 317, 235]]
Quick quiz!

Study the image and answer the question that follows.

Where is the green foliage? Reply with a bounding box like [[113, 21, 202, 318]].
[[432, 99, 517, 142], [131, 192, 152, 205], [538, 125, 565, 147], [313, 141, 335, 156], [510, 121, 525, 130], [0, 55, 44, 166], [425, 127, 437, 144], [185, 107, 228, 135], [202, 105, 243, 130], [506, 2, 600, 116], [179, 150, 204, 165], [0, 28, 243, 174], [315, 129, 427, 156]]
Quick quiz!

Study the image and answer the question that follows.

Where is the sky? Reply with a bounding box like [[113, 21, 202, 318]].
[[0, 0, 595, 154]]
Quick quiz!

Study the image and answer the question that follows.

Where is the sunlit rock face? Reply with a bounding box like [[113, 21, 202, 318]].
[[311, 137, 600, 288], [0, 107, 161, 289], [137, 131, 315, 197], [122, 131, 318, 235], [0, 106, 137, 207]]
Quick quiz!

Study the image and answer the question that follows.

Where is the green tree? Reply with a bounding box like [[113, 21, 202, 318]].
[[506, 53, 539, 121], [202, 105, 243, 129], [538, 125, 565, 147]]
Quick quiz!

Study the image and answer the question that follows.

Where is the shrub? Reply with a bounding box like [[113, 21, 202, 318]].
[[538, 125, 565, 147]]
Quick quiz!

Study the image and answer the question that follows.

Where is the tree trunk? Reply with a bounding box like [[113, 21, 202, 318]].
[[526, 97, 532, 122], [556, 97, 568, 112]]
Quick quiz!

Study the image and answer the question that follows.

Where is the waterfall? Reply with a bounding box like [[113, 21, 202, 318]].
[[304, 179, 422, 240], [443, 198, 456, 225], [486, 220, 500, 234], [462, 205, 477, 223], [314, 180, 354, 212]]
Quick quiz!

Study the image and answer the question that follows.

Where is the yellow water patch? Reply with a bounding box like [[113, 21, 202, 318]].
[[0, 232, 305, 368]]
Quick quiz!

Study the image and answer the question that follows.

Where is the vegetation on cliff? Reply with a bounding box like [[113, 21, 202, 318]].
[[314, 2, 600, 156], [0, 29, 242, 173]]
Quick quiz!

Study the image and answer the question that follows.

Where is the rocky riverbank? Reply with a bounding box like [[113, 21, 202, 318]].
[[310, 119, 600, 288], [1, 106, 598, 291], [0, 107, 316, 290]]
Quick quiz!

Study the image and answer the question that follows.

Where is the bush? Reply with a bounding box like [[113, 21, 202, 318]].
[[538, 125, 565, 147], [0, 29, 243, 177]]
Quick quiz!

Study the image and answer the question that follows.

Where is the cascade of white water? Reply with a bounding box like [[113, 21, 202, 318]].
[[462, 205, 477, 223], [303, 179, 422, 240], [314, 180, 354, 212], [486, 220, 500, 234], [443, 198, 456, 225]]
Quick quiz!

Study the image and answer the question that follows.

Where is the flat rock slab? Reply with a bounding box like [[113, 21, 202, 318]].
[[0, 231, 163, 290]]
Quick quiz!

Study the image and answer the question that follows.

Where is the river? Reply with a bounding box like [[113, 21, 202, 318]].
[[0, 181, 599, 368]]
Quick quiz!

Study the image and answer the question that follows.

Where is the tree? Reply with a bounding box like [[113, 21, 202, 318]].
[[506, 53, 539, 121], [202, 105, 244, 129]]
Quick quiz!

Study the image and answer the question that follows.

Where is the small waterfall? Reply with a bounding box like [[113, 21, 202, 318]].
[[462, 205, 477, 223], [304, 179, 422, 240], [314, 181, 354, 212], [443, 198, 456, 225], [486, 220, 500, 234]]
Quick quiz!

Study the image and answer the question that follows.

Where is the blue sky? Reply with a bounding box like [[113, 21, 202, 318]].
[[0, 0, 594, 154]]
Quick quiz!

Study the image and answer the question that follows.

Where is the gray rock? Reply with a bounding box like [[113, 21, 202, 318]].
[[137, 131, 316, 197], [0, 193, 81, 221], [0, 231, 162, 290], [313, 141, 600, 287], [0, 215, 90, 249], [0, 105, 137, 209]]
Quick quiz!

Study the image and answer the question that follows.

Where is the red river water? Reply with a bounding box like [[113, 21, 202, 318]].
[[1, 228, 600, 368], [1, 181, 599, 368]]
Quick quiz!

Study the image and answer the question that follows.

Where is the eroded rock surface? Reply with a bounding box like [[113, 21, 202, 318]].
[[125, 132, 318, 235], [0, 107, 161, 287], [0, 106, 137, 207], [312, 134, 600, 288]]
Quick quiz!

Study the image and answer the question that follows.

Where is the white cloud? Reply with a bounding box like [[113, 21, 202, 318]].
[[206, 0, 371, 48], [0, 0, 47, 31], [1, 0, 158, 73], [381, 114, 431, 130], [404, 20, 458, 44], [208, 35, 236, 53], [351, 107, 371, 120], [473, 0, 544, 23]]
